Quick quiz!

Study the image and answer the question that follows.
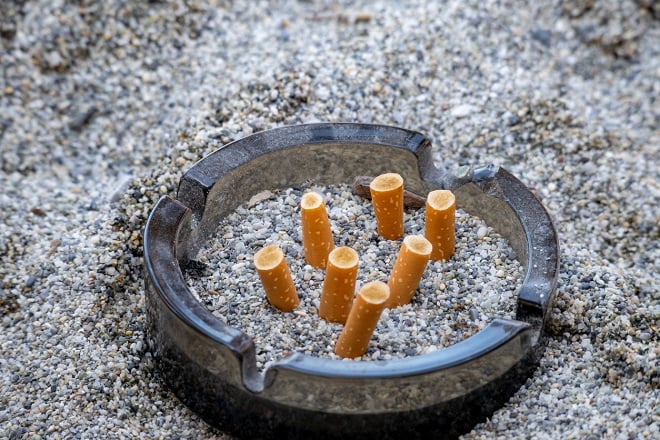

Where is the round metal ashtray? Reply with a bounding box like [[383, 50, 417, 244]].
[[143, 123, 559, 439]]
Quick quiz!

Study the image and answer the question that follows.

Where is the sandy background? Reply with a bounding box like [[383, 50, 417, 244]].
[[1, 0, 658, 438]]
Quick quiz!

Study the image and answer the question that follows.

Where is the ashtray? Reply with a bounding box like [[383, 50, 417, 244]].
[[143, 123, 559, 438]]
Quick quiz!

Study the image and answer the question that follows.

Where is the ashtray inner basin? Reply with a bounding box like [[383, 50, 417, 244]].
[[185, 181, 526, 374]]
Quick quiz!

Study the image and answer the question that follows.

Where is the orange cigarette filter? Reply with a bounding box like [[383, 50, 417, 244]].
[[319, 247, 359, 324], [425, 190, 456, 261], [301, 192, 335, 269], [254, 245, 300, 312], [334, 281, 390, 358], [386, 235, 432, 308], [369, 173, 404, 240]]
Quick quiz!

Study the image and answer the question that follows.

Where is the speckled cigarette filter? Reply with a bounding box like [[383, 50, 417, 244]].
[[369, 173, 404, 240], [386, 235, 432, 308], [334, 281, 390, 358], [254, 245, 299, 312], [319, 246, 359, 324], [301, 191, 335, 268], [425, 190, 456, 261]]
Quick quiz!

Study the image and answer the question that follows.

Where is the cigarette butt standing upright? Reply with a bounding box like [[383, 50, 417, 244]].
[[301, 192, 335, 268], [386, 235, 432, 308], [369, 173, 404, 240], [425, 190, 456, 261], [334, 281, 390, 358], [319, 247, 359, 324], [254, 245, 300, 312]]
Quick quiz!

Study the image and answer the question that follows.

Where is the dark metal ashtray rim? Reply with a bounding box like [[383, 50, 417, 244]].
[[143, 122, 559, 437]]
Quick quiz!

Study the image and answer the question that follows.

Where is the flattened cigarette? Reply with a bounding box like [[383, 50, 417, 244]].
[[386, 235, 432, 308], [319, 247, 359, 324], [301, 192, 335, 269], [369, 173, 404, 240], [254, 245, 300, 312], [334, 281, 390, 358], [425, 190, 456, 261]]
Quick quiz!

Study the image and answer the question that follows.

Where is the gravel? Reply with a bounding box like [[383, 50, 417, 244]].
[[1, 0, 658, 438], [185, 184, 522, 370]]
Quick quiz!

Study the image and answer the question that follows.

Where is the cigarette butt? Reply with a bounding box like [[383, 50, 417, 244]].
[[386, 235, 432, 308], [369, 173, 404, 240], [301, 192, 335, 268], [254, 245, 299, 312], [352, 176, 426, 208], [334, 281, 390, 358], [319, 247, 359, 324], [425, 190, 456, 261]]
